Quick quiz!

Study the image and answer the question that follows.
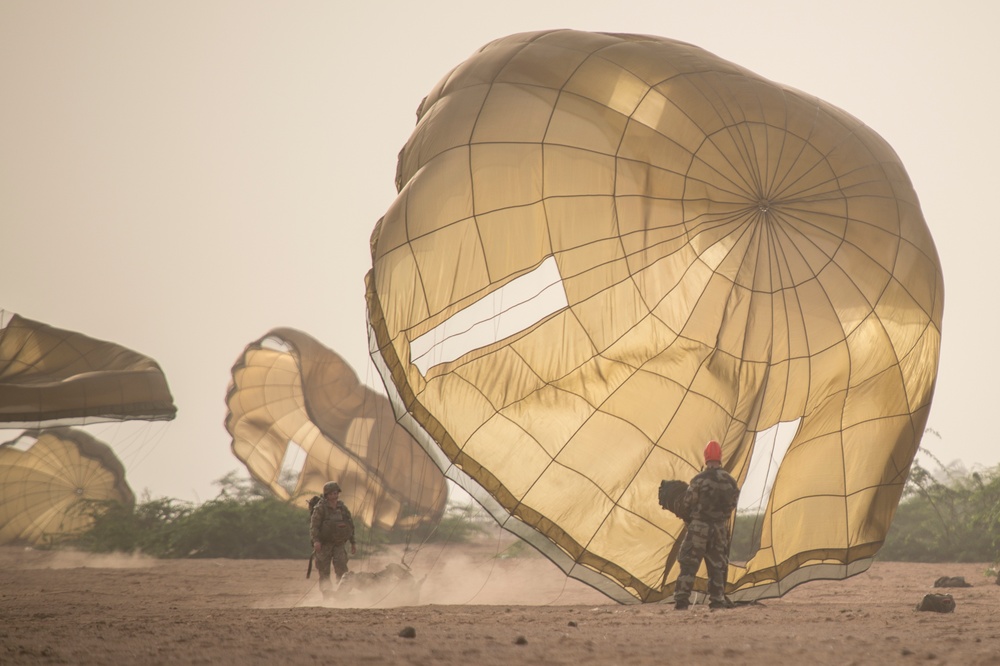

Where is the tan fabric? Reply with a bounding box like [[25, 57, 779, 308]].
[[0, 313, 176, 426], [366, 30, 943, 603], [225, 328, 447, 532], [0, 428, 135, 545]]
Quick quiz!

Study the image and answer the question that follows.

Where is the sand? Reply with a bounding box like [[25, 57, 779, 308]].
[[1, 541, 998, 665]]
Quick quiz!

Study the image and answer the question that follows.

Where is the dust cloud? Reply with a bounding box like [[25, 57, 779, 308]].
[[20, 548, 156, 570], [298, 537, 610, 609]]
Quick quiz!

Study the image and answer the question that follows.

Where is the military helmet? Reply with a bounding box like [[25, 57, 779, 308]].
[[323, 481, 342, 495]]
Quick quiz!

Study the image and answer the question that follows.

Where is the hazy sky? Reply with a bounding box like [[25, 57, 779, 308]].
[[2, 1, 997, 502]]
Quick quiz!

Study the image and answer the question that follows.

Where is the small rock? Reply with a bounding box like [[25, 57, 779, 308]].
[[398, 626, 416, 639], [568, 621, 578, 628], [514, 636, 528, 645]]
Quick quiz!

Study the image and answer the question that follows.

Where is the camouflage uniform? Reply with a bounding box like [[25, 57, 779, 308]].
[[310, 498, 356, 594], [673, 466, 740, 606]]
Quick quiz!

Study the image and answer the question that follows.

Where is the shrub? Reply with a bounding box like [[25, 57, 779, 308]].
[[730, 511, 764, 564], [168, 496, 310, 558], [64, 472, 492, 559], [63, 472, 312, 558], [66, 496, 191, 555], [880, 458, 1000, 562]]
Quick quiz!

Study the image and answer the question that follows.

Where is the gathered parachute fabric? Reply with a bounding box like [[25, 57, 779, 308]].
[[0, 312, 177, 427], [365, 30, 943, 603], [225, 328, 447, 532], [0, 428, 135, 545]]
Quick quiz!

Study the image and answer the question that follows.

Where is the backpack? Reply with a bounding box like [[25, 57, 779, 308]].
[[305, 495, 322, 579], [658, 480, 690, 521]]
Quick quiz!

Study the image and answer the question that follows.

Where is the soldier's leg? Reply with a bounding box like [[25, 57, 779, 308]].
[[674, 520, 709, 606], [705, 522, 731, 605], [315, 544, 334, 595], [331, 543, 349, 581]]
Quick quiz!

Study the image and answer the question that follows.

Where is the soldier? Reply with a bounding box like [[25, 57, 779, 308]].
[[673, 440, 740, 610], [310, 481, 357, 599]]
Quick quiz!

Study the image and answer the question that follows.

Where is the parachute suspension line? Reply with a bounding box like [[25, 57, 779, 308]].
[[362, 355, 407, 571], [396, 485, 452, 572], [354, 364, 380, 571], [87, 418, 171, 481], [461, 516, 508, 605], [329, 355, 379, 573], [358, 351, 452, 575], [288, 580, 321, 609], [407, 498, 508, 605], [356, 354, 425, 575]]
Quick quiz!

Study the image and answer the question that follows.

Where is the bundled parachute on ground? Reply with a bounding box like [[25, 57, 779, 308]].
[[0, 428, 135, 545], [0, 312, 177, 427], [366, 30, 943, 603], [225, 328, 448, 532]]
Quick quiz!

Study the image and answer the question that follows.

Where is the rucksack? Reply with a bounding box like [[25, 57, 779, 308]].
[[306, 495, 322, 579], [658, 480, 690, 521]]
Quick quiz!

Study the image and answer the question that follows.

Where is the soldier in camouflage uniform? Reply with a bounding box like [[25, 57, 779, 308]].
[[310, 481, 357, 599], [673, 440, 740, 610]]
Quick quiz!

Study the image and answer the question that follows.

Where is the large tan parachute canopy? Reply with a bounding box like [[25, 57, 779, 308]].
[[225, 328, 448, 532], [366, 30, 943, 603], [0, 428, 135, 545], [0, 312, 177, 427]]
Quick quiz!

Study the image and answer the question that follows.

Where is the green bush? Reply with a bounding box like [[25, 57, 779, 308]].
[[400, 502, 490, 545], [880, 459, 1000, 562], [729, 511, 764, 563], [68, 459, 999, 565], [64, 472, 493, 559], [723, 454, 1000, 565], [63, 473, 312, 558], [168, 497, 310, 558], [66, 494, 311, 559], [66, 496, 191, 554]]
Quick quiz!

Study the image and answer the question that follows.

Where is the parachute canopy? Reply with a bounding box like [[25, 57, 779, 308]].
[[225, 328, 448, 532], [366, 30, 943, 603], [0, 312, 177, 427], [0, 427, 135, 545]]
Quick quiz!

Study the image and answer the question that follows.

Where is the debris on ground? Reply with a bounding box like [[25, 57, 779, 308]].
[[933, 576, 972, 588], [916, 593, 955, 613]]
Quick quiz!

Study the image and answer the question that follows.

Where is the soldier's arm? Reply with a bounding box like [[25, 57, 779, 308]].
[[339, 502, 358, 550], [344, 504, 357, 545], [727, 476, 741, 513], [682, 477, 702, 514]]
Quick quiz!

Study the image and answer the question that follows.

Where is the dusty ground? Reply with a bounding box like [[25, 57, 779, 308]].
[[1, 540, 998, 665]]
